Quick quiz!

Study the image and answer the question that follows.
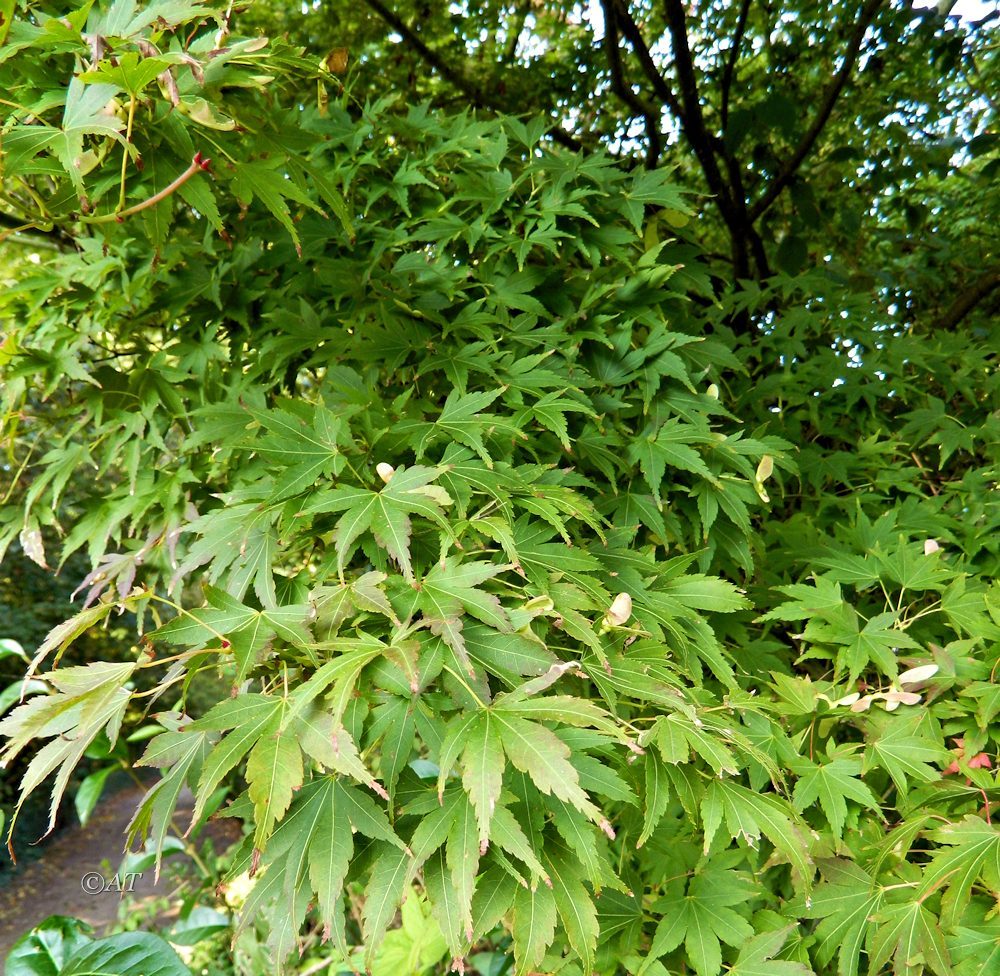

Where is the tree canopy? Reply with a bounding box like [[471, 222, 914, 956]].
[[0, 1, 997, 975]]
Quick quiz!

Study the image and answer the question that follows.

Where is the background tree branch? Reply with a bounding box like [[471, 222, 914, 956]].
[[362, 0, 585, 151], [931, 267, 1000, 331], [749, 0, 884, 220], [720, 0, 752, 128], [600, 0, 663, 167]]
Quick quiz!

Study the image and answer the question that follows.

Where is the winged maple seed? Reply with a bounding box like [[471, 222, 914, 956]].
[[602, 591, 632, 628]]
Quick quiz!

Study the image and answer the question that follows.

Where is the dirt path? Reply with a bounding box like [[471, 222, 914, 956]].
[[0, 781, 239, 958]]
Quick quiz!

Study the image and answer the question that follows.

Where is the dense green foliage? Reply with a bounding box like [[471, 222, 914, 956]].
[[1, 1, 997, 974]]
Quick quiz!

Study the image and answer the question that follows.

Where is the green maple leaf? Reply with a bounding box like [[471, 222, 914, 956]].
[[312, 571, 399, 639], [246, 722, 303, 850], [231, 160, 321, 253], [248, 401, 351, 503], [172, 503, 279, 608], [460, 712, 505, 851], [363, 847, 412, 962], [803, 859, 883, 976], [868, 901, 951, 976], [628, 417, 718, 505], [232, 777, 404, 957], [0, 662, 134, 843], [726, 925, 814, 976], [791, 754, 882, 839], [512, 882, 557, 976], [78, 52, 174, 96], [825, 611, 921, 683], [701, 780, 814, 887], [863, 720, 949, 796], [398, 388, 520, 467], [541, 845, 599, 974], [415, 557, 513, 674], [757, 577, 846, 623], [491, 712, 604, 825], [514, 391, 595, 451], [918, 816, 1000, 927], [185, 695, 293, 841], [641, 870, 755, 976], [303, 464, 453, 582], [51, 79, 127, 189], [154, 585, 313, 683], [131, 726, 212, 880], [948, 918, 1000, 976]]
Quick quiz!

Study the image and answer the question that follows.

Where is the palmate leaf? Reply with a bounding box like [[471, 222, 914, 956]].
[[362, 847, 412, 962], [541, 845, 599, 974], [154, 585, 314, 682], [0, 662, 135, 845], [415, 557, 514, 674], [230, 777, 404, 953], [26, 600, 115, 675], [303, 464, 453, 582], [701, 780, 814, 887], [492, 712, 604, 826], [727, 926, 814, 976], [130, 726, 212, 880], [640, 869, 756, 976], [947, 918, 1000, 976], [398, 388, 521, 466], [790, 754, 882, 839], [917, 816, 1000, 927], [628, 417, 718, 505], [460, 712, 505, 851], [802, 859, 884, 976], [245, 725, 303, 850], [171, 503, 279, 608], [231, 160, 322, 253], [50, 79, 127, 189], [185, 694, 294, 846], [512, 882, 557, 976], [247, 400, 351, 503], [862, 719, 949, 796], [868, 901, 951, 976]]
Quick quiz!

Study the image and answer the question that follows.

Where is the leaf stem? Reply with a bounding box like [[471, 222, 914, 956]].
[[83, 153, 211, 225], [117, 93, 137, 212]]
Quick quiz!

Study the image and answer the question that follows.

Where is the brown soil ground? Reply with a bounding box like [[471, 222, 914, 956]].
[[0, 781, 240, 959]]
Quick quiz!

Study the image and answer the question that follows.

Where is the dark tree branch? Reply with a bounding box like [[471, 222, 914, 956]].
[[362, 0, 584, 152], [504, 1, 530, 63], [610, 1, 686, 123], [749, 0, 884, 221], [718, 145, 771, 277], [931, 268, 1000, 331], [720, 0, 752, 128], [600, 0, 662, 168], [663, 0, 754, 278], [363, 0, 479, 102]]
